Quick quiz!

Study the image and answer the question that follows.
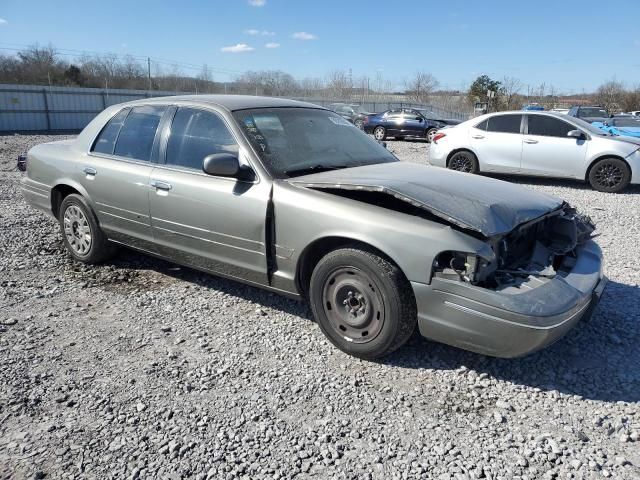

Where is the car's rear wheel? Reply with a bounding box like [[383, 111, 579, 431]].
[[309, 246, 417, 360], [373, 126, 386, 141], [59, 194, 116, 263], [354, 119, 364, 129], [448, 150, 479, 174], [426, 128, 437, 143], [588, 158, 631, 193]]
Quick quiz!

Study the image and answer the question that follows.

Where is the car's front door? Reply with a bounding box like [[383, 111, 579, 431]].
[[85, 105, 166, 251], [401, 110, 426, 136], [148, 106, 270, 285], [520, 114, 588, 178], [470, 114, 523, 173]]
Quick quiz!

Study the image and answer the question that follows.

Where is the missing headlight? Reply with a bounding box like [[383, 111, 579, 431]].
[[432, 251, 495, 284]]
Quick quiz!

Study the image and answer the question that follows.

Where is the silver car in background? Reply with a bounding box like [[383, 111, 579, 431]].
[[20, 96, 606, 359], [430, 111, 640, 192]]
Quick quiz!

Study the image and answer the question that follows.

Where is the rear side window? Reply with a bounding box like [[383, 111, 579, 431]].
[[487, 115, 522, 134], [113, 105, 166, 162], [165, 108, 238, 171], [475, 119, 489, 131], [528, 115, 574, 137], [92, 108, 129, 155]]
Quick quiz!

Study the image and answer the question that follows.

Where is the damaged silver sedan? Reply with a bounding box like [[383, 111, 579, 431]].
[[20, 96, 607, 359]]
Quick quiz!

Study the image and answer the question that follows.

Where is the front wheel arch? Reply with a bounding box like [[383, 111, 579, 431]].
[[584, 155, 630, 182], [296, 236, 407, 298]]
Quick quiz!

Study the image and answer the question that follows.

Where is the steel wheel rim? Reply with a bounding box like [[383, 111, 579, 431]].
[[450, 154, 474, 172], [355, 119, 363, 129], [322, 266, 385, 344], [374, 127, 385, 140], [63, 205, 92, 255], [427, 129, 436, 142], [594, 163, 623, 188]]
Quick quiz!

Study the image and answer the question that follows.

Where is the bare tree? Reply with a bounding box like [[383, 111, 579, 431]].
[[326, 70, 351, 98], [596, 80, 626, 114], [404, 72, 438, 104], [501, 76, 522, 110]]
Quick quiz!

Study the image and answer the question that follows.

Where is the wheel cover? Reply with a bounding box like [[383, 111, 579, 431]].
[[322, 266, 385, 344], [63, 205, 92, 255], [427, 129, 436, 141], [355, 119, 363, 129], [594, 162, 623, 188], [449, 154, 474, 172], [374, 127, 385, 140]]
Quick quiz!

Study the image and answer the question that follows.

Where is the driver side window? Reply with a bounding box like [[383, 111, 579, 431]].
[[165, 108, 238, 171]]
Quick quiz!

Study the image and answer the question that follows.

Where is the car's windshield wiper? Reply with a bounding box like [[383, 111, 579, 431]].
[[284, 164, 350, 177]]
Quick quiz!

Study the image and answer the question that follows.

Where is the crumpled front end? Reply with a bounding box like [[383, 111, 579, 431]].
[[415, 204, 607, 357]]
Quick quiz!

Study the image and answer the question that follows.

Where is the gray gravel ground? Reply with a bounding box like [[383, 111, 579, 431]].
[[1, 134, 639, 480]]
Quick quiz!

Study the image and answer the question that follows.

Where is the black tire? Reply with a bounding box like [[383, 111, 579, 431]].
[[309, 246, 417, 360], [58, 194, 116, 264], [588, 158, 631, 193], [373, 126, 386, 141], [448, 150, 479, 174], [425, 128, 437, 143]]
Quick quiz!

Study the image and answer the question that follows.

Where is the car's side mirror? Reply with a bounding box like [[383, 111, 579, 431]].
[[202, 153, 241, 177], [567, 130, 585, 139]]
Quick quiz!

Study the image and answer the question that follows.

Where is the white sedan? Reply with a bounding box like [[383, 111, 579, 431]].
[[429, 111, 640, 192]]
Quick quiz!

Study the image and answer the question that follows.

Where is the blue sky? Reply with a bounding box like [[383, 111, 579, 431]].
[[1, 0, 639, 92]]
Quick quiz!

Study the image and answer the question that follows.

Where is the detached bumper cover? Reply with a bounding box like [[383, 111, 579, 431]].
[[412, 240, 606, 357]]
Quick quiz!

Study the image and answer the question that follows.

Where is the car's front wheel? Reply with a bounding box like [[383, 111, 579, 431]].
[[309, 246, 417, 360], [58, 194, 116, 263], [373, 126, 386, 141], [448, 150, 479, 174], [588, 158, 631, 193]]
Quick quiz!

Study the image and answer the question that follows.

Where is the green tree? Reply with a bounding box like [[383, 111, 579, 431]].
[[468, 75, 503, 112]]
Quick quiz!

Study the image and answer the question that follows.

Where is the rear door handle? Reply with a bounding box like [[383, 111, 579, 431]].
[[524, 138, 539, 144], [150, 180, 172, 191], [471, 134, 484, 139], [83, 167, 97, 176]]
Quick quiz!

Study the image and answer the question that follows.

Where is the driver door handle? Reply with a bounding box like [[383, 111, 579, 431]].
[[524, 138, 539, 144], [83, 167, 97, 176], [150, 180, 172, 191], [471, 134, 484, 139]]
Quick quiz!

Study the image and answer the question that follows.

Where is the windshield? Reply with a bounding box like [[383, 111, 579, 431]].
[[233, 108, 398, 178], [581, 108, 608, 117], [612, 118, 640, 127]]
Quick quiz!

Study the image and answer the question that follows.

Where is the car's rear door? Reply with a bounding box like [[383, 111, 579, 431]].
[[469, 114, 523, 173], [148, 106, 270, 285], [85, 105, 166, 251], [520, 114, 588, 178], [382, 110, 404, 136]]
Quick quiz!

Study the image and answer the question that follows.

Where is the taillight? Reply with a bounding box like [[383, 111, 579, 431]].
[[432, 133, 446, 143], [363, 117, 369, 124]]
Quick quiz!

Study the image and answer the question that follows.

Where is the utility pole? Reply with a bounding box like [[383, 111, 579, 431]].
[[147, 57, 152, 91]]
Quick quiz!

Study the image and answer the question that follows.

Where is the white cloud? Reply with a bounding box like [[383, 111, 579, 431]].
[[0, 18, 7, 25], [292, 31, 317, 41], [265, 42, 280, 49], [248, 0, 266, 6], [244, 28, 275, 36], [221, 43, 255, 53]]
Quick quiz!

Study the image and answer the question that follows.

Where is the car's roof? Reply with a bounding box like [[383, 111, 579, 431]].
[[121, 94, 325, 112]]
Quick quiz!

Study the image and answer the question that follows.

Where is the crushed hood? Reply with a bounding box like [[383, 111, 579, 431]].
[[289, 162, 564, 237]]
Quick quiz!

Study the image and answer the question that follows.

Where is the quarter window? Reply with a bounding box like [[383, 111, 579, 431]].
[[92, 108, 129, 155], [528, 115, 574, 137], [166, 108, 238, 171], [486, 115, 522, 134], [475, 119, 489, 131], [113, 105, 165, 161]]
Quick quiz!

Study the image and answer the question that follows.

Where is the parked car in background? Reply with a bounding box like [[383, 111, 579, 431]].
[[429, 110, 640, 192], [327, 103, 374, 129], [364, 108, 458, 142], [522, 104, 544, 111], [568, 105, 610, 123], [551, 108, 570, 115], [592, 116, 640, 138], [628, 111, 640, 117], [19, 95, 606, 359]]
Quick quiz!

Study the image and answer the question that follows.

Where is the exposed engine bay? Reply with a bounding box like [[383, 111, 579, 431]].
[[432, 204, 597, 289]]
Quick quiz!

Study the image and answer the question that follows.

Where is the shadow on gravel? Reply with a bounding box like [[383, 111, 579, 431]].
[[382, 279, 640, 404], [482, 173, 640, 194], [104, 250, 639, 404]]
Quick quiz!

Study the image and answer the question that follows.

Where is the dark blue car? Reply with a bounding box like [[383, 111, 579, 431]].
[[363, 108, 458, 142]]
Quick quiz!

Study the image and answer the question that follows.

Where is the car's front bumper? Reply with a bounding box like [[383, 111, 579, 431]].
[[411, 240, 606, 358]]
